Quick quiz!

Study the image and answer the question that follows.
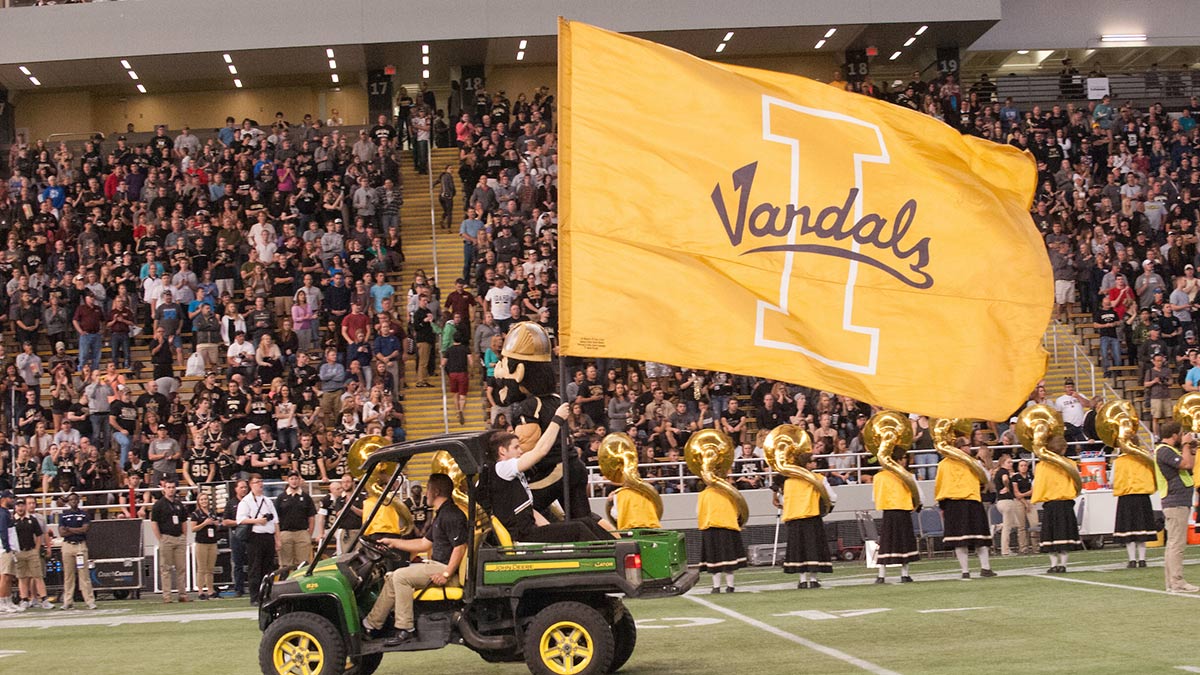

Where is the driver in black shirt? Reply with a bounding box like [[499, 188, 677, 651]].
[[361, 473, 468, 646]]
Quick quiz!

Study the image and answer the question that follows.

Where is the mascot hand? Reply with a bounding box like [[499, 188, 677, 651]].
[[554, 402, 570, 419]]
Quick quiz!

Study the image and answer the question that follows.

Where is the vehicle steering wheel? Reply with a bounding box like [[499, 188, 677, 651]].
[[359, 534, 408, 562]]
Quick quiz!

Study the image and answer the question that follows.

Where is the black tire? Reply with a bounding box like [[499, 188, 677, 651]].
[[609, 604, 636, 673], [112, 590, 130, 600], [259, 611, 347, 675], [523, 601, 615, 675], [351, 653, 383, 675]]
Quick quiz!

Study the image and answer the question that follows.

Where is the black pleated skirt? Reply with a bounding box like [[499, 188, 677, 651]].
[[941, 499, 991, 547], [1039, 500, 1083, 552], [1113, 493, 1158, 543], [877, 509, 920, 565], [783, 516, 833, 574], [699, 527, 746, 572]]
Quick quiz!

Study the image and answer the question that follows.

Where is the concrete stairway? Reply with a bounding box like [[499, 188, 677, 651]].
[[396, 146, 489, 481]]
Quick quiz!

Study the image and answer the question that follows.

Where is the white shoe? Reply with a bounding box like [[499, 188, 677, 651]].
[[39, 599, 53, 610], [86, 601, 97, 610], [16, 600, 28, 611], [1173, 583, 1200, 593], [0, 600, 15, 614]]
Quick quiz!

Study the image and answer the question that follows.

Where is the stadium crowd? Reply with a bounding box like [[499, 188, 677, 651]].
[[0, 64, 1193, 534]]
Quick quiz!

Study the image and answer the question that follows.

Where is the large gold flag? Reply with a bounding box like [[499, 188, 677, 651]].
[[558, 20, 1050, 420]]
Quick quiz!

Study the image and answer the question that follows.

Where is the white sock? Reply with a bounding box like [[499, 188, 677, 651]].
[[955, 547, 969, 573], [1136, 543, 1147, 561], [877, 567, 887, 579], [902, 563, 910, 577], [712, 572, 723, 589], [1126, 542, 1137, 561], [1060, 552, 1068, 567], [978, 546, 991, 569], [726, 572, 735, 589], [1049, 553, 1060, 567]]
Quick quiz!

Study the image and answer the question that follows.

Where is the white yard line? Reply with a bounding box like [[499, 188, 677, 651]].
[[686, 595, 902, 675], [916, 606, 995, 613], [1035, 574, 1200, 598]]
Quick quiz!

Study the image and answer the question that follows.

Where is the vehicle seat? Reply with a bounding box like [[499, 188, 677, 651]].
[[490, 516, 514, 547], [413, 517, 494, 601]]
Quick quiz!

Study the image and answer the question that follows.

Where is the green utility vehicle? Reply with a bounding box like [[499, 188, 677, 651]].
[[258, 432, 698, 675]]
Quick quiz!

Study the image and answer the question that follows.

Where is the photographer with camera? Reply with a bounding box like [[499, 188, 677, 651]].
[[236, 473, 280, 605]]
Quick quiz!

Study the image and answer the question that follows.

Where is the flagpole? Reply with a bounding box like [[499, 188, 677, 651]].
[[557, 341, 572, 521]]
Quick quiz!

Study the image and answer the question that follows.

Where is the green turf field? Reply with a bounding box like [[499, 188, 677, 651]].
[[2, 547, 1197, 674]]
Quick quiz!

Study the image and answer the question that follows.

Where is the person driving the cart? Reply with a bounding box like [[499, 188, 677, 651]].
[[362, 473, 469, 646], [481, 404, 614, 543]]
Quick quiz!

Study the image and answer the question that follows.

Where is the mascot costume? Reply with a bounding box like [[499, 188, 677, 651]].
[[492, 322, 609, 531]]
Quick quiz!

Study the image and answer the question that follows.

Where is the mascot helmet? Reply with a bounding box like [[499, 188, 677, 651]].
[[501, 322, 552, 362]]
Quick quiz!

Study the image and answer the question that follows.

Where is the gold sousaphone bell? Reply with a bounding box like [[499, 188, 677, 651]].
[[1095, 400, 1154, 467], [429, 449, 488, 528], [931, 417, 988, 485], [862, 411, 922, 509], [347, 434, 413, 536], [1015, 404, 1082, 493], [684, 429, 749, 527], [597, 432, 664, 525], [763, 424, 832, 515]]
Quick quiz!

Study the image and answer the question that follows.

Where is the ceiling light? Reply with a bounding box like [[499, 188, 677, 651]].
[[814, 39, 826, 49], [716, 43, 726, 53], [724, 31, 734, 42], [890, 51, 902, 60], [328, 59, 337, 69], [516, 51, 525, 61], [136, 84, 146, 93], [222, 54, 232, 64], [1101, 33, 1147, 42], [915, 25, 928, 35], [422, 69, 430, 79], [325, 48, 335, 58], [234, 79, 243, 88], [824, 28, 837, 39], [128, 70, 140, 80], [904, 37, 916, 47], [331, 73, 339, 83], [120, 59, 131, 70], [421, 44, 429, 55], [225, 65, 235, 75], [1017, 49, 1030, 55], [519, 39, 527, 50], [18, 66, 30, 76], [422, 56, 429, 65], [29, 77, 40, 86]]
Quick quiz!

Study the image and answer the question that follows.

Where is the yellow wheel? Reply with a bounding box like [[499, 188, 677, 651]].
[[524, 602, 614, 675], [273, 630, 326, 675], [539, 621, 594, 674], [259, 612, 346, 675]]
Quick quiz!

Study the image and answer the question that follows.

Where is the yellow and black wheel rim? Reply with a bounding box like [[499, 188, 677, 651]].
[[538, 620, 594, 675], [271, 630, 326, 675]]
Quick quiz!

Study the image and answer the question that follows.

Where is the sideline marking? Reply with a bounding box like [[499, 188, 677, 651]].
[[917, 606, 995, 614], [0, 650, 26, 659], [687, 596, 901, 675], [1174, 667, 1200, 673], [0, 609, 256, 630], [635, 617, 724, 630], [1036, 575, 1200, 599]]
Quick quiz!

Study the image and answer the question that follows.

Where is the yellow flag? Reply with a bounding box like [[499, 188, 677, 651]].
[[558, 20, 1050, 421]]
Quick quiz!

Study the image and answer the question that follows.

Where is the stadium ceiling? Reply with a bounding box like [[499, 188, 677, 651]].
[[8, 22, 1187, 95]]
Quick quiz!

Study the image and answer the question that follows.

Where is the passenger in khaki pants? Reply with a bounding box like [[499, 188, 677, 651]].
[[150, 478, 191, 602], [58, 493, 96, 610], [190, 492, 221, 600], [276, 471, 316, 569]]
